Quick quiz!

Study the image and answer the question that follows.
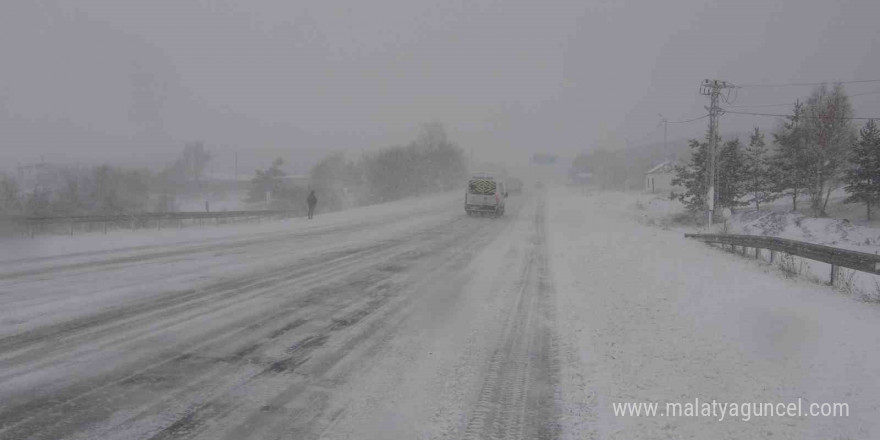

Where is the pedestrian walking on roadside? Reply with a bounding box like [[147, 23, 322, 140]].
[[307, 190, 317, 220]]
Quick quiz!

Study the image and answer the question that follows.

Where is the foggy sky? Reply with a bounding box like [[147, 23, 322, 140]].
[[2, 0, 879, 173]]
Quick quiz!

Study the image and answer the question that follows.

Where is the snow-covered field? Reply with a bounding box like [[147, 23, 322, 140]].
[[1, 187, 878, 439]]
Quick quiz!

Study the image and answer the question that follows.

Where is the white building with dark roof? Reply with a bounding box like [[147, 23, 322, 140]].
[[644, 160, 680, 194]]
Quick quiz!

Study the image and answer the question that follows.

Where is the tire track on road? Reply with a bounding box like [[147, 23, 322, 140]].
[[461, 198, 560, 440], [140, 212, 512, 440]]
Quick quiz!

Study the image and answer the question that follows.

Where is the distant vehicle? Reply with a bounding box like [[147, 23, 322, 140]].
[[465, 173, 507, 217], [506, 177, 524, 194]]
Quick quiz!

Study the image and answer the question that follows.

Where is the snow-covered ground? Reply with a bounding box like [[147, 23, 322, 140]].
[[634, 190, 880, 302], [1, 187, 878, 439], [635, 188, 880, 254], [552, 189, 880, 439]]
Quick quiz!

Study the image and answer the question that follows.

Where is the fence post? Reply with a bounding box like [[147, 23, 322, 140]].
[[69, 222, 74, 236], [103, 221, 107, 234], [770, 250, 775, 263], [157, 219, 161, 231], [755, 247, 760, 259], [29, 222, 35, 239], [830, 264, 839, 286]]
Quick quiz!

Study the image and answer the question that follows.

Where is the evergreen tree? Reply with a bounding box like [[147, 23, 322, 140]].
[[247, 158, 286, 206], [716, 138, 747, 209], [743, 127, 774, 210], [844, 119, 880, 220], [672, 138, 708, 212], [770, 101, 809, 212]]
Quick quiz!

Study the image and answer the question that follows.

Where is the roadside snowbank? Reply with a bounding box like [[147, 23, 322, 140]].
[[633, 188, 880, 253], [632, 190, 880, 302]]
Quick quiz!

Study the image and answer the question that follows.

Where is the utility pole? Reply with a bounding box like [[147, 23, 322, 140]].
[[658, 114, 668, 155], [699, 79, 735, 224]]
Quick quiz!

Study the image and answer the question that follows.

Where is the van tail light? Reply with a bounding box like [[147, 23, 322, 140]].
[[495, 193, 499, 203]]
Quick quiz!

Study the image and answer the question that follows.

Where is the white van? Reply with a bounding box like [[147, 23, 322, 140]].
[[465, 174, 507, 217]]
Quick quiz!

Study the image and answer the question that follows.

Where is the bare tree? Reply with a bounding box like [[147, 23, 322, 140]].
[[802, 83, 856, 216], [182, 141, 212, 182]]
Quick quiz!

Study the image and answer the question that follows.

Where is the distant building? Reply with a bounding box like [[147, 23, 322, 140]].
[[644, 160, 679, 193], [570, 171, 592, 185]]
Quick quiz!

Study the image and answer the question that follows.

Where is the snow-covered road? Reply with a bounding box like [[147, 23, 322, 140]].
[[1, 189, 878, 439], [0, 193, 559, 440]]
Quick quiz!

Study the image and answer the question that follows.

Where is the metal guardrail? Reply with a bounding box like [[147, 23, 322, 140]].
[[685, 233, 880, 284], [1, 210, 295, 238], [19, 210, 291, 224]]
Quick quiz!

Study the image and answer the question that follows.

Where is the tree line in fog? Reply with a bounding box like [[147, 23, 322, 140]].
[[249, 122, 467, 215], [0, 142, 212, 218], [0, 123, 466, 218], [673, 83, 880, 219]]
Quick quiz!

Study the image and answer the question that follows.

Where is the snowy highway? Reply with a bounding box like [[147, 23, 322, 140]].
[[0, 192, 558, 440], [1, 189, 879, 439]]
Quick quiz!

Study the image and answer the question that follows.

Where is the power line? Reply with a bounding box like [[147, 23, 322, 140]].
[[727, 103, 793, 109], [721, 109, 879, 120], [632, 114, 707, 146], [851, 89, 880, 98], [667, 114, 709, 123], [736, 79, 880, 88]]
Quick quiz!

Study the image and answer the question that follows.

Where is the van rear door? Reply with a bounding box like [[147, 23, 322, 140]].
[[467, 179, 497, 207]]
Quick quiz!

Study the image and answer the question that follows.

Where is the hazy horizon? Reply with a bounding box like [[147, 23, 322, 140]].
[[2, 0, 879, 174]]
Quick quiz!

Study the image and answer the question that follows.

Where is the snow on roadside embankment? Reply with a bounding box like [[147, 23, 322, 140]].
[[633, 190, 880, 255], [547, 188, 880, 439], [632, 191, 880, 302]]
